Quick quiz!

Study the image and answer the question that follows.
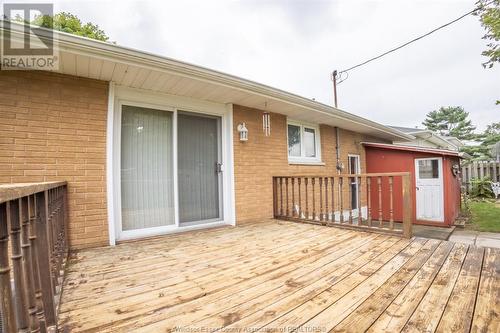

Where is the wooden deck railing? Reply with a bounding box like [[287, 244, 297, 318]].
[[273, 173, 412, 238], [0, 182, 68, 333]]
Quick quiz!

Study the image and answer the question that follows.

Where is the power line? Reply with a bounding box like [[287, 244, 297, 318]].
[[336, 1, 494, 79]]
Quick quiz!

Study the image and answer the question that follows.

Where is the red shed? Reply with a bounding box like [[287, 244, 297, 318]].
[[364, 142, 461, 227]]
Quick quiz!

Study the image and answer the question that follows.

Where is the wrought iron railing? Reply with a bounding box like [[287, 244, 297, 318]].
[[0, 182, 68, 333]]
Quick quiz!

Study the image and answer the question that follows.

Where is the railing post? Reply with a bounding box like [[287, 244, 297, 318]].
[[377, 176, 383, 227], [305, 178, 309, 219], [389, 176, 394, 230], [285, 178, 289, 217], [279, 177, 283, 217], [21, 196, 40, 332], [330, 177, 335, 223], [367, 177, 372, 227], [34, 191, 57, 331], [339, 177, 344, 223], [348, 176, 353, 224], [324, 177, 329, 223], [312, 178, 316, 221], [0, 203, 17, 333], [272, 177, 277, 218], [298, 178, 302, 218], [357, 176, 362, 223], [63, 185, 69, 251], [402, 173, 413, 238], [29, 195, 47, 333], [319, 177, 323, 223], [8, 199, 30, 332]]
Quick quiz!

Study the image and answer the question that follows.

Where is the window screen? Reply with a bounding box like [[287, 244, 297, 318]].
[[288, 124, 301, 157], [304, 128, 316, 157]]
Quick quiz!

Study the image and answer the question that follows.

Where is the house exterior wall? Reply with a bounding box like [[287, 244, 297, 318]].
[[232, 104, 386, 222], [0, 71, 109, 248], [365, 146, 461, 226], [0, 71, 393, 248]]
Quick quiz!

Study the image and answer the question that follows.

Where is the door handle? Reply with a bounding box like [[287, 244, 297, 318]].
[[215, 162, 223, 174], [416, 186, 419, 190]]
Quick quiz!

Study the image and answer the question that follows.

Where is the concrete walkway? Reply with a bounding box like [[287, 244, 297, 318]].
[[449, 230, 500, 249], [413, 224, 455, 240]]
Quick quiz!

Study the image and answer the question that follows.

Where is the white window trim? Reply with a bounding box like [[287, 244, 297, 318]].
[[287, 119, 322, 164], [348, 154, 361, 174], [348, 154, 361, 210], [106, 85, 236, 244]]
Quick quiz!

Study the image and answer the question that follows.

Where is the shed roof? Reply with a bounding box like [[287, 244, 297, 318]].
[[362, 142, 461, 157]]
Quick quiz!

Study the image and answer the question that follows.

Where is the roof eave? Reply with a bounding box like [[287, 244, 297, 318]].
[[1, 20, 414, 141]]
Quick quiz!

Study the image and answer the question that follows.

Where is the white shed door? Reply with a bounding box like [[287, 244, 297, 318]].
[[415, 157, 444, 222]]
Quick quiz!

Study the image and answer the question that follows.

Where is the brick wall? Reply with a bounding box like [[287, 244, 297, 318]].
[[233, 104, 385, 222], [0, 71, 109, 248]]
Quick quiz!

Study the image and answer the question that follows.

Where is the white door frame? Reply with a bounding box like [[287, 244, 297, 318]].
[[414, 157, 444, 222], [106, 84, 235, 244]]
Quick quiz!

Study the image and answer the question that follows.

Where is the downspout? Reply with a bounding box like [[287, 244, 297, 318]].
[[335, 126, 342, 174]]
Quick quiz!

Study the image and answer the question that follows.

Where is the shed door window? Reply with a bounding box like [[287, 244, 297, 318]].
[[418, 159, 439, 179]]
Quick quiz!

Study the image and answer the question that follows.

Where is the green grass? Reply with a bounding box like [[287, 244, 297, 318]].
[[468, 200, 500, 232]]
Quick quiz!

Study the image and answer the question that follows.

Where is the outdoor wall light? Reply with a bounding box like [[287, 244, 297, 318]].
[[237, 123, 248, 142]]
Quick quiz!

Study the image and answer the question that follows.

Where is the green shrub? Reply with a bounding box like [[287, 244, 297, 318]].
[[469, 177, 495, 199]]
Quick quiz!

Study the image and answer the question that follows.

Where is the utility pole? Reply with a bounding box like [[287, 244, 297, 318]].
[[332, 70, 338, 108]]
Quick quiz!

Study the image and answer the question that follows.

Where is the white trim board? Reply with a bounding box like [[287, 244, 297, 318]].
[[106, 85, 236, 244], [106, 81, 116, 246]]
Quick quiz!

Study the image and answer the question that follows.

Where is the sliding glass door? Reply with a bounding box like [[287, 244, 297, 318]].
[[119, 105, 224, 238], [177, 112, 223, 225], [120, 105, 175, 232]]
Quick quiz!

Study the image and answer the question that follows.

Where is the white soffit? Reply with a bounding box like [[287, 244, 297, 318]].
[[1, 21, 413, 141]]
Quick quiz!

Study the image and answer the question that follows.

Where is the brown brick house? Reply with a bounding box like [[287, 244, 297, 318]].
[[0, 24, 413, 249]]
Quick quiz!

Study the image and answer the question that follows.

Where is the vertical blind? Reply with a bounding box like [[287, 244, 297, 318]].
[[121, 105, 175, 231]]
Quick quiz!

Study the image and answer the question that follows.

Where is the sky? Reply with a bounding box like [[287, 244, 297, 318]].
[[25, 0, 500, 131]]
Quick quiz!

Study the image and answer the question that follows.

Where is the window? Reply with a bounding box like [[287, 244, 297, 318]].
[[348, 155, 360, 209], [348, 155, 360, 174], [418, 159, 439, 179], [287, 121, 321, 163]]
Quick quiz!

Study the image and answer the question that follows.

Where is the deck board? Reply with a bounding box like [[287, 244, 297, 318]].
[[58, 220, 499, 333]]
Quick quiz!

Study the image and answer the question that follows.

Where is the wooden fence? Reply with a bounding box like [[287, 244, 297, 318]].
[[461, 161, 500, 192], [0, 182, 68, 333], [273, 173, 412, 238]]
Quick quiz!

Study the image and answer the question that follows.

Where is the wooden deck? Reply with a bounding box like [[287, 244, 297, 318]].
[[58, 220, 499, 333]]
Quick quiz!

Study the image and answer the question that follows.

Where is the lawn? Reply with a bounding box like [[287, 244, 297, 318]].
[[468, 200, 500, 232]]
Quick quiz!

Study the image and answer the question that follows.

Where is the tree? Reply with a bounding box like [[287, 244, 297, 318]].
[[482, 122, 500, 160], [461, 121, 500, 160], [422, 106, 477, 140], [14, 12, 110, 42], [475, 0, 500, 69]]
